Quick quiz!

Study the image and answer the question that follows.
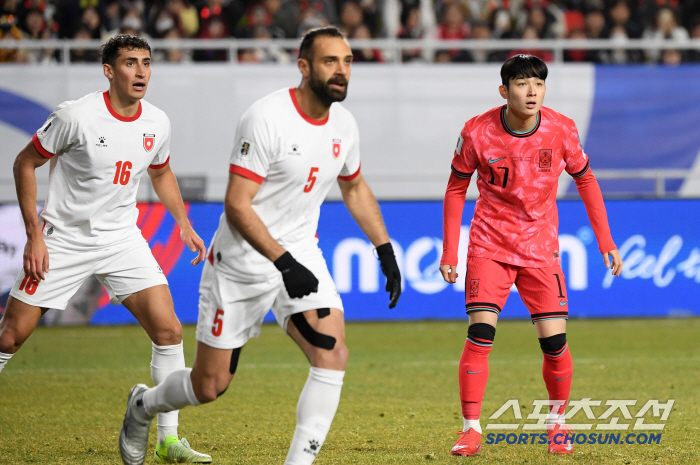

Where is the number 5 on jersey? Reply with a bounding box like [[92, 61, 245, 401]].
[[113, 161, 132, 185], [304, 167, 319, 193]]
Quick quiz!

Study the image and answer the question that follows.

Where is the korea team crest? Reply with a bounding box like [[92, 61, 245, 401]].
[[143, 134, 155, 152], [332, 139, 341, 158], [538, 149, 552, 168]]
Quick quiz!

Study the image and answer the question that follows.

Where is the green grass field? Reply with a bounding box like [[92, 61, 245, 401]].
[[0, 319, 698, 464]]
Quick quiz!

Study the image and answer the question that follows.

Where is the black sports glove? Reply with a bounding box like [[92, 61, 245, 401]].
[[376, 242, 401, 309], [274, 251, 319, 299]]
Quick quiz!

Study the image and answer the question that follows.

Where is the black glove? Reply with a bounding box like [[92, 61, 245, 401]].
[[376, 242, 401, 308], [274, 251, 319, 299]]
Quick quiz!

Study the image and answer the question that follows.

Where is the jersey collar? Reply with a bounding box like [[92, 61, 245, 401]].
[[103, 91, 142, 122], [500, 105, 540, 138], [289, 88, 329, 126]]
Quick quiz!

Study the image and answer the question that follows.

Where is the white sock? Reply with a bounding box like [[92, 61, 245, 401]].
[[464, 418, 482, 434], [0, 352, 13, 374], [284, 367, 344, 465], [546, 412, 565, 426], [143, 368, 200, 419], [151, 342, 186, 444]]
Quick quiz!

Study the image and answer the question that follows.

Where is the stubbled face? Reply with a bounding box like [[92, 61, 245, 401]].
[[305, 36, 353, 106], [104, 47, 151, 102], [499, 76, 546, 119]]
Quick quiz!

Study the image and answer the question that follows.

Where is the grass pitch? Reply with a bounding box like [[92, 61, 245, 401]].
[[0, 318, 698, 464]]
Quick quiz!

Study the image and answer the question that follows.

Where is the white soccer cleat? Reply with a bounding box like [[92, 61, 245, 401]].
[[119, 384, 153, 465]]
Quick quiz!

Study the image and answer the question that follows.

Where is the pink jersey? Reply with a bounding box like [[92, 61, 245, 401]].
[[442, 105, 614, 268]]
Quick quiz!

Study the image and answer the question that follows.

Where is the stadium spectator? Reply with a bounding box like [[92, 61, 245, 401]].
[[384, 0, 436, 42], [153, 26, 193, 62], [397, 4, 427, 62], [685, 16, 700, 62], [490, 8, 516, 39], [194, 15, 228, 61], [643, 7, 688, 62], [350, 22, 384, 61], [235, 0, 284, 38], [103, 1, 122, 32], [339, 0, 364, 37], [508, 24, 553, 62], [70, 26, 100, 62], [238, 24, 292, 62], [22, 7, 57, 64], [437, 3, 470, 62], [118, 8, 149, 38], [470, 19, 506, 63], [199, 0, 245, 37], [0, 13, 28, 62], [660, 47, 683, 65], [275, 0, 338, 37], [168, 0, 200, 37], [79, 6, 103, 39], [605, 0, 643, 38], [604, 24, 643, 63]]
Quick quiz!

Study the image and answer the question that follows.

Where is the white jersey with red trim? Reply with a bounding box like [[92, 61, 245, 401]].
[[32, 91, 171, 248], [212, 87, 361, 282]]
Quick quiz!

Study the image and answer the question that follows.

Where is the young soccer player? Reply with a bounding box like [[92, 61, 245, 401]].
[[0, 35, 211, 464], [118, 26, 402, 465], [440, 54, 623, 456]]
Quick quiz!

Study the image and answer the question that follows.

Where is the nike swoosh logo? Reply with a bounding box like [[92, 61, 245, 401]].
[[559, 301, 568, 306], [488, 157, 506, 164], [556, 375, 570, 381], [467, 370, 483, 374]]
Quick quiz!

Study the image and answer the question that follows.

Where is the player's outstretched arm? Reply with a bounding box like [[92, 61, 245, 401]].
[[225, 173, 318, 298], [440, 172, 471, 284], [572, 169, 623, 277], [14, 141, 50, 281], [338, 174, 401, 308], [148, 164, 206, 265]]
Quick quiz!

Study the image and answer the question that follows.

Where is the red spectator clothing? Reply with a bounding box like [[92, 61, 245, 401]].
[[438, 23, 469, 40], [442, 105, 615, 268]]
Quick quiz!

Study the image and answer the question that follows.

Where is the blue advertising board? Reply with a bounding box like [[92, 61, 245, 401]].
[[89, 200, 700, 324]]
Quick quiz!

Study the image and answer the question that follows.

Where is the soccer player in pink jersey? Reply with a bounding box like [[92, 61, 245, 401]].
[[0, 35, 211, 464], [440, 55, 623, 456], [118, 26, 402, 465]]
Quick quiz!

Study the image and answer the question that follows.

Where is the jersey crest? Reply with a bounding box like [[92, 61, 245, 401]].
[[538, 149, 552, 168], [333, 139, 341, 158], [143, 134, 155, 152]]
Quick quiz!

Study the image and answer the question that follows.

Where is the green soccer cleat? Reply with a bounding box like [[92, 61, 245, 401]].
[[154, 437, 212, 463]]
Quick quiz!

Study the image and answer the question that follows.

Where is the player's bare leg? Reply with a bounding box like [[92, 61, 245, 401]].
[[282, 308, 347, 465], [0, 297, 49, 374], [452, 310, 498, 456], [121, 285, 211, 463], [534, 318, 574, 454]]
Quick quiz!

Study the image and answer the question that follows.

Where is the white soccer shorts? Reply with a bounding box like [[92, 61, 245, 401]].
[[10, 234, 168, 310], [196, 244, 343, 349]]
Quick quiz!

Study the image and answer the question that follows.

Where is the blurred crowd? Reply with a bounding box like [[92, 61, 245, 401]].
[[2, 0, 700, 64]]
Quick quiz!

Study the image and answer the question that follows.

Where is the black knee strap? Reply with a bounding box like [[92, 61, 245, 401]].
[[317, 308, 331, 319], [229, 347, 241, 374], [539, 333, 567, 356], [290, 312, 336, 350], [467, 323, 496, 344]]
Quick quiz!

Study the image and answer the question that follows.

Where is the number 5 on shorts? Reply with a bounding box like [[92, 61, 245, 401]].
[[212, 309, 224, 337]]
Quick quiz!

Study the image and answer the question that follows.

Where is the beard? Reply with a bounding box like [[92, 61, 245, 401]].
[[308, 64, 348, 106]]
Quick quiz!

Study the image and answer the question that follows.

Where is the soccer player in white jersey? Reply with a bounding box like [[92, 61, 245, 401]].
[[0, 35, 212, 464], [118, 26, 402, 465]]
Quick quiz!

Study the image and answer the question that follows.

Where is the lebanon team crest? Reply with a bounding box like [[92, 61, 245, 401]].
[[143, 134, 155, 152], [332, 139, 341, 158]]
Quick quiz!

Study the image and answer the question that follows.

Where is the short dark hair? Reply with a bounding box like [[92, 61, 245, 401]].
[[500, 54, 548, 88], [298, 26, 345, 62], [100, 34, 151, 66]]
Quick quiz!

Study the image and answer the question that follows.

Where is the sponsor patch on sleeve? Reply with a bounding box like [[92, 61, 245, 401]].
[[239, 139, 252, 156], [455, 135, 464, 155]]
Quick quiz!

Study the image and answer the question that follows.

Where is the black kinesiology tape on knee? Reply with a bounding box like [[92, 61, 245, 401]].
[[229, 347, 242, 374], [467, 322, 496, 343], [539, 333, 567, 355], [290, 312, 336, 350], [317, 308, 331, 319]]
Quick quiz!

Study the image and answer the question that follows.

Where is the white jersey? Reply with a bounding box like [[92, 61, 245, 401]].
[[33, 91, 171, 248], [211, 88, 361, 282]]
